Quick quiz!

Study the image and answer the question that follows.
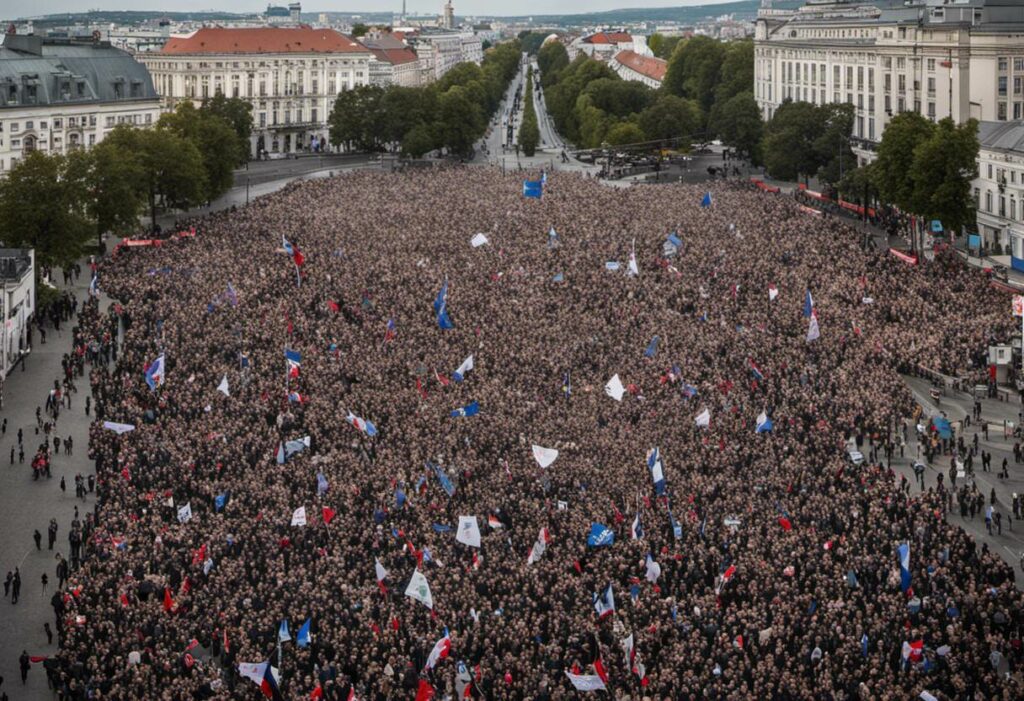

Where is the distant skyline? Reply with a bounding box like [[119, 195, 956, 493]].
[[7, 0, 746, 20]]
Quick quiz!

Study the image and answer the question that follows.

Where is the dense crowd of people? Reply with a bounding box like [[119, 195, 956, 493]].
[[51, 168, 1023, 700]]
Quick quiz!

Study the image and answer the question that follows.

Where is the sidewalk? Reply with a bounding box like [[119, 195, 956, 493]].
[[0, 269, 99, 699]]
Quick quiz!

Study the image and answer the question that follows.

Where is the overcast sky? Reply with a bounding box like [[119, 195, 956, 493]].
[[11, 0, 743, 20]]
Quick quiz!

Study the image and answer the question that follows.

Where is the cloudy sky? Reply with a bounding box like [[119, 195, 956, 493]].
[[10, 0, 743, 19]]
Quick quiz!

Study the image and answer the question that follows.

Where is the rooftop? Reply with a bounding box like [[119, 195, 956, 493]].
[[584, 31, 633, 45], [979, 120, 1024, 152], [613, 49, 668, 82], [0, 249, 32, 282], [159, 27, 368, 55]]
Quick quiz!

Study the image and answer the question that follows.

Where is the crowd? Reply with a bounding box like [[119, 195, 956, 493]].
[[50, 168, 1023, 700]]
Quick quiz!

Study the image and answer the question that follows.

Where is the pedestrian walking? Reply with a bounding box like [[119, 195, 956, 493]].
[[40, 573, 47, 595], [18, 651, 28, 684], [11, 569, 21, 604], [3, 571, 10, 598], [47, 519, 57, 550], [59, 476, 65, 494], [43, 622, 52, 645], [32, 529, 41, 550]]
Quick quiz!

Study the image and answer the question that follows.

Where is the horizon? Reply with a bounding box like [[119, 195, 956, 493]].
[[6, 0, 753, 21]]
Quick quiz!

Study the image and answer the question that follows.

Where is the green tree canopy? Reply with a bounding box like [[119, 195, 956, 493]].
[[710, 91, 762, 161], [909, 117, 979, 232], [537, 41, 569, 86], [68, 127, 146, 243], [158, 102, 238, 202], [605, 121, 645, 146], [872, 111, 936, 212], [438, 86, 484, 157], [581, 78, 653, 119], [761, 100, 823, 183], [638, 94, 702, 144], [812, 103, 856, 185], [663, 35, 726, 115], [200, 93, 254, 164], [328, 84, 387, 151]]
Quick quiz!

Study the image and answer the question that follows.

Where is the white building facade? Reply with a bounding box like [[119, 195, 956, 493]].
[[142, 27, 372, 156], [609, 50, 667, 89], [0, 249, 35, 377], [975, 121, 1024, 254], [0, 34, 162, 175], [410, 32, 482, 83], [754, 0, 1024, 165]]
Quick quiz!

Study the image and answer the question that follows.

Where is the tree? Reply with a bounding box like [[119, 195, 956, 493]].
[[647, 33, 665, 58], [68, 128, 146, 245], [351, 23, 370, 37], [438, 86, 484, 157], [0, 151, 91, 266], [107, 126, 206, 229], [653, 35, 681, 60], [381, 86, 438, 148], [714, 40, 754, 105], [663, 36, 726, 115], [200, 93, 254, 164], [402, 123, 436, 158], [328, 85, 387, 151], [836, 163, 874, 205], [158, 102, 238, 203], [638, 94, 702, 144], [710, 91, 762, 161], [518, 70, 541, 156], [909, 118, 979, 233], [581, 78, 652, 119], [537, 41, 569, 86], [760, 100, 822, 183], [605, 122, 645, 146], [872, 111, 936, 212], [812, 103, 856, 185]]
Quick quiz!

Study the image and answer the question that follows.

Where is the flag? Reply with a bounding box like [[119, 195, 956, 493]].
[[450, 401, 480, 418], [285, 349, 301, 378], [605, 374, 625, 401], [452, 355, 474, 382], [278, 619, 292, 643], [562, 371, 571, 399], [177, 502, 192, 524], [627, 238, 639, 277], [716, 564, 736, 594], [217, 375, 229, 396], [861, 633, 869, 658], [778, 516, 792, 531], [102, 421, 135, 434], [695, 408, 710, 428], [321, 507, 336, 525], [565, 671, 607, 691], [806, 311, 820, 343], [415, 680, 435, 701], [622, 633, 635, 669], [225, 282, 238, 307], [456, 515, 482, 548], [663, 232, 682, 257], [375, 558, 388, 586], [238, 661, 270, 688], [215, 493, 229, 512], [430, 461, 457, 497], [287, 391, 304, 403], [434, 279, 454, 329], [523, 179, 543, 199], [163, 587, 174, 612], [898, 542, 911, 593], [647, 447, 666, 496], [701, 191, 712, 208], [291, 506, 307, 527], [681, 382, 698, 399], [532, 445, 559, 468], [803, 289, 814, 318], [424, 628, 452, 671], [644, 335, 660, 359], [145, 354, 166, 390], [297, 618, 312, 648], [405, 569, 434, 609], [527, 527, 550, 565], [345, 411, 378, 437], [548, 226, 559, 247], [645, 553, 662, 583], [630, 513, 643, 540], [756, 411, 773, 433], [748, 358, 765, 381], [283, 235, 304, 267], [768, 284, 778, 301], [587, 523, 615, 547], [487, 515, 503, 529], [593, 583, 615, 618], [89, 272, 99, 296], [316, 472, 329, 496], [470, 233, 489, 248], [384, 318, 397, 343], [277, 436, 311, 464], [902, 639, 924, 665]]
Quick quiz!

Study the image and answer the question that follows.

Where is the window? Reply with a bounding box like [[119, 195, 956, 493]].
[[113, 82, 123, 98], [311, 107, 318, 123], [896, 57, 905, 69], [53, 118, 61, 128], [39, 121, 46, 130], [833, 65, 840, 86], [927, 58, 935, 72], [884, 94, 891, 112], [105, 116, 115, 127], [846, 65, 853, 87], [999, 57, 1009, 71], [928, 102, 935, 119], [868, 68, 874, 90], [1016, 58, 1024, 71], [10, 123, 18, 132], [928, 77, 936, 95], [89, 134, 96, 145], [898, 74, 906, 92], [868, 117, 875, 140], [24, 121, 33, 130], [259, 112, 266, 127], [869, 95, 875, 111], [989, 164, 994, 179], [1000, 196, 1006, 217], [145, 114, 152, 124], [1016, 77, 1022, 95], [999, 102, 1008, 120], [1017, 103, 1023, 120], [1012, 198, 1017, 220], [1000, 76, 1008, 96], [986, 190, 993, 212], [884, 74, 891, 91]]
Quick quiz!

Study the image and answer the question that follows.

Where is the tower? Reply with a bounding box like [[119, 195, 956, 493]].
[[443, 0, 454, 29]]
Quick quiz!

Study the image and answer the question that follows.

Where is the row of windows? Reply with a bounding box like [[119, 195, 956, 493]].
[[145, 58, 368, 71], [980, 189, 1021, 222]]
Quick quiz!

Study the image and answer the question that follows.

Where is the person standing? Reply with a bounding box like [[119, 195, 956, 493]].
[[18, 651, 29, 684], [11, 569, 20, 604], [43, 622, 52, 645], [32, 530, 41, 551], [47, 519, 57, 550], [3, 571, 10, 598], [40, 573, 47, 596]]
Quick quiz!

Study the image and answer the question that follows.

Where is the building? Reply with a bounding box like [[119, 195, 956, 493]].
[[754, 0, 1024, 166], [0, 33, 162, 175], [567, 31, 635, 61], [442, 1, 455, 30], [610, 50, 667, 88], [265, 3, 303, 26], [0, 248, 34, 376], [141, 27, 372, 156], [362, 35, 420, 87], [408, 32, 482, 83], [975, 121, 1024, 254]]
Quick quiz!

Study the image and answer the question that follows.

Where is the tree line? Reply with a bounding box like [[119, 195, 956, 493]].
[[327, 40, 521, 158], [0, 94, 253, 267], [518, 68, 540, 157]]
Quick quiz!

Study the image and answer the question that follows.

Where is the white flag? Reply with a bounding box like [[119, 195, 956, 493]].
[[405, 569, 434, 609], [238, 661, 268, 686], [456, 515, 482, 548], [695, 408, 711, 428], [471, 233, 489, 248], [806, 314, 820, 342], [627, 238, 638, 277], [532, 445, 559, 468], [102, 421, 135, 434], [217, 375, 229, 396], [177, 502, 192, 523], [605, 374, 625, 401], [290, 506, 307, 527], [375, 557, 388, 583], [565, 671, 607, 691], [768, 285, 778, 301], [453, 354, 474, 382], [527, 527, 550, 565], [645, 553, 662, 583]]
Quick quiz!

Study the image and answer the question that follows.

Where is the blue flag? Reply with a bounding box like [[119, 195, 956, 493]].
[[450, 401, 480, 418], [930, 219, 943, 233], [563, 371, 571, 400], [316, 472, 329, 496], [214, 492, 229, 512], [898, 542, 911, 593], [701, 191, 712, 208], [278, 619, 291, 643], [434, 279, 454, 330], [429, 461, 457, 497], [432, 523, 453, 533], [861, 633, 869, 658], [648, 447, 666, 496], [552, 272, 564, 283], [755, 412, 773, 434], [803, 289, 814, 318], [644, 335, 660, 359], [395, 487, 407, 509], [523, 179, 543, 199], [587, 522, 615, 547], [297, 618, 311, 648]]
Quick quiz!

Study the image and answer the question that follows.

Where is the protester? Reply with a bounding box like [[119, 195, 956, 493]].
[[53, 169, 1022, 700]]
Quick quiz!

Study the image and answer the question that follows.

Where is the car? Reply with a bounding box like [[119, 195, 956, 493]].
[[847, 450, 865, 465]]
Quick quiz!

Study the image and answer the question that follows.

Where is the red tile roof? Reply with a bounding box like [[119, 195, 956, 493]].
[[367, 46, 418, 66], [613, 50, 667, 83], [585, 31, 633, 45], [159, 27, 368, 55]]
